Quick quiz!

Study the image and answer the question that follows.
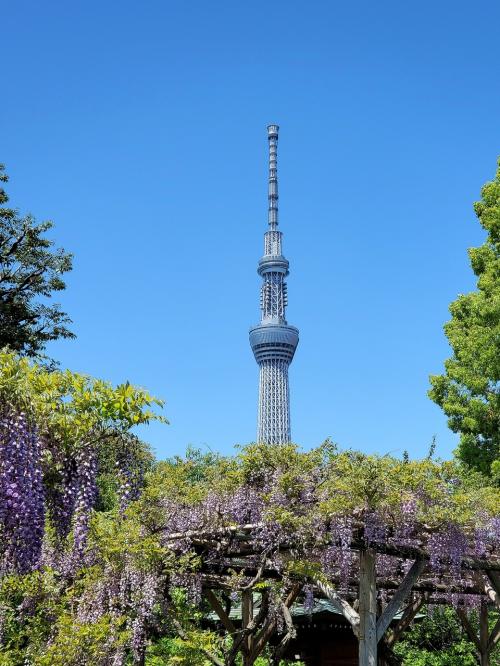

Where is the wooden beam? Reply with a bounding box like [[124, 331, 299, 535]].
[[350, 538, 500, 572], [385, 594, 428, 648], [487, 571, 500, 597], [376, 559, 426, 643], [205, 567, 484, 596], [456, 607, 481, 652], [359, 548, 377, 666], [482, 580, 499, 609], [314, 578, 360, 636], [487, 616, 500, 652], [162, 522, 500, 572], [205, 589, 236, 635]]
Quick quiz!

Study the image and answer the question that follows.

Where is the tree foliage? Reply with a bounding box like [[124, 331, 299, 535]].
[[0, 164, 73, 361], [429, 159, 500, 476], [393, 606, 500, 666], [0, 353, 164, 572]]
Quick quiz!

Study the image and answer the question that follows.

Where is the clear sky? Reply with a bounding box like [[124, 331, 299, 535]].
[[3, 1, 500, 461]]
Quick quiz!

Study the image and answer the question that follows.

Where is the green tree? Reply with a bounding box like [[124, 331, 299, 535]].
[[393, 607, 500, 666], [0, 163, 73, 361], [429, 159, 500, 476]]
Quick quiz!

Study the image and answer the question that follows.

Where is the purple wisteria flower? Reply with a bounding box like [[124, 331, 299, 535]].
[[0, 409, 44, 574]]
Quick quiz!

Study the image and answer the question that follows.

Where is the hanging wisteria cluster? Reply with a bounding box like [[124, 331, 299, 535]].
[[71, 443, 99, 559], [44, 448, 79, 542], [75, 560, 165, 665], [0, 408, 44, 574], [0, 422, 137, 576], [113, 436, 150, 513]]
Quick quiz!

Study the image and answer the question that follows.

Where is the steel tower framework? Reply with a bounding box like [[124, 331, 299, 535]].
[[249, 125, 299, 444]]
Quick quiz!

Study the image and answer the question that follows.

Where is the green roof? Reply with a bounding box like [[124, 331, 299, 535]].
[[207, 595, 423, 622]]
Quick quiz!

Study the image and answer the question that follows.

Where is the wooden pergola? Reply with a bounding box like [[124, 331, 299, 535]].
[[163, 522, 500, 666]]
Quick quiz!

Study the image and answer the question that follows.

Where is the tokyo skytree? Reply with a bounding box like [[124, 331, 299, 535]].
[[249, 125, 299, 444]]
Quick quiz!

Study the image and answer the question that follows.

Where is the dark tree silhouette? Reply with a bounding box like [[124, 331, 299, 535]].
[[0, 163, 74, 360]]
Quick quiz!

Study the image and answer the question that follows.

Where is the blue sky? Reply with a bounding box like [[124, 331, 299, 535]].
[[3, 1, 500, 461]]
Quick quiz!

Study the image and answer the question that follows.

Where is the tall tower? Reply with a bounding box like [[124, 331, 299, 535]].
[[249, 125, 299, 444]]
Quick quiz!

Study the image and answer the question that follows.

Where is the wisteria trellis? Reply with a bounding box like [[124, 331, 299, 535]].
[[0, 407, 499, 665]]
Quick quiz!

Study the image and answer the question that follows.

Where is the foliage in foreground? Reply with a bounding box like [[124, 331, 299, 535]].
[[0, 354, 498, 664], [147, 632, 303, 666], [394, 606, 500, 666], [430, 158, 500, 478]]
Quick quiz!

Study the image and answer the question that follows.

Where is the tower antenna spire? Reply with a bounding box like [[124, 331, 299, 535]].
[[267, 124, 279, 229], [249, 125, 299, 444]]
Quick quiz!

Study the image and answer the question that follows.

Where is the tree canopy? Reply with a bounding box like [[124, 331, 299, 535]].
[[429, 159, 500, 478], [0, 164, 74, 361]]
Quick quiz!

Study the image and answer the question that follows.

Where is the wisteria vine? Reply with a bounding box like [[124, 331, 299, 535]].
[[1, 406, 499, 665], [0, 408, 44, 574]]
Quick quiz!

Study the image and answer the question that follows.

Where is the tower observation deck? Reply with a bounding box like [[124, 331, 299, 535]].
[[249, 125, 299, 444]]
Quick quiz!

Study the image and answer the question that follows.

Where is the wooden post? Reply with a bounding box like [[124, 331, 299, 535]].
[[242, 590, 254, 666], [359, 548, 377, 666], [479, 600, 490, 666]]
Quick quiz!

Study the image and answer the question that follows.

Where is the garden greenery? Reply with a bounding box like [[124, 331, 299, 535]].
[[0, 353, 499, 664]]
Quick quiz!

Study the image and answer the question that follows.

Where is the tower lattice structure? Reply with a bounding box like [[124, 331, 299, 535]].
[[249, 125, 299, 444]]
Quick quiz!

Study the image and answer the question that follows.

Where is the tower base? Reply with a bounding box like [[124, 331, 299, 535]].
[[257, 358, 291, 444]]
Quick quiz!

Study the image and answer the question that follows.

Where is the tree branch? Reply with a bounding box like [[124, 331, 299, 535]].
[[250, 584, 301, 661], [456, 607, 481, 652], [205, 589, 236, 635], [377, 559, 426, 642]]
